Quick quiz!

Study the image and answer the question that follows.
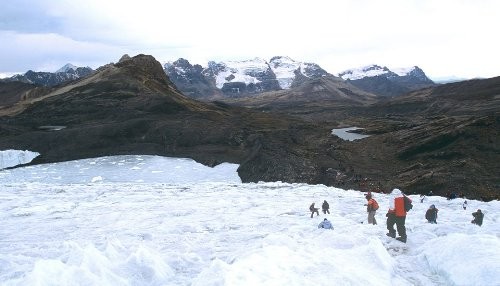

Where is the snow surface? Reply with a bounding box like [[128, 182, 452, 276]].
[[339, 65, 389, 80], [213, 58, 268, 89], [393, 66, 416, 77], [339, 65, 417, 80], [269, 56, 302, 89], [1, 154, 499, 285], [0, 150, 40, 170]]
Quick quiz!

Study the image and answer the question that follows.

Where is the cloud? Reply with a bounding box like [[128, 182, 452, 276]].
[[0, 0, 499, 78], [0, 31, 123, 72]]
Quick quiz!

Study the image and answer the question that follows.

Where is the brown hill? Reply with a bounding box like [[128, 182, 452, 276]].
[[223, 76, 378, 108]]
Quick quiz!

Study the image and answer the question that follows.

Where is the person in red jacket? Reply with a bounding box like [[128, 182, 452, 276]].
[[386, 188, 411, 243]]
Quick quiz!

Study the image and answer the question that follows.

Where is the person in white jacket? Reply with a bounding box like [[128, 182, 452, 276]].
[[318, 218, 333, 229]]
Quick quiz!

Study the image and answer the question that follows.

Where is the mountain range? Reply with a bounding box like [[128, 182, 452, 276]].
[[1, 57, 435, 98], [164, 57, 435, 98]]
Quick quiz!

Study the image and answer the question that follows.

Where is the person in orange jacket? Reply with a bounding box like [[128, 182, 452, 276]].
[[365, 193, 378, 225], [386, 188, 411, 243]]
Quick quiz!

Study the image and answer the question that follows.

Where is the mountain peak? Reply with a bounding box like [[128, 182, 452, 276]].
[[56, 63, 78, 73]]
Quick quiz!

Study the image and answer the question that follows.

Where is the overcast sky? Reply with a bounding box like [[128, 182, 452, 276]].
[[1, 0, 499, 80]]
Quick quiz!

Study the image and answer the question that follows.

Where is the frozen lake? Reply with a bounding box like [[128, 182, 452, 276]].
[[331, 127, 371, 141]]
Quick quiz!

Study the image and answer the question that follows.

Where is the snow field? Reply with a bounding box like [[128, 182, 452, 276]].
[[0, 155, 499, 285]]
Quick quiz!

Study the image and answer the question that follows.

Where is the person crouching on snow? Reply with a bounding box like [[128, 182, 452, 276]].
[[318, 218, 333, 229], [425, 204, 438, 224], [471, 209, 484, 226]]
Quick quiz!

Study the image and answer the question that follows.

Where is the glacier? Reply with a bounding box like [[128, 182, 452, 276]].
[[0, 154, 499, 285]]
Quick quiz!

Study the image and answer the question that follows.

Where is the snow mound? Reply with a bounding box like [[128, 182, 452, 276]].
[[0, 149, 40, 169]]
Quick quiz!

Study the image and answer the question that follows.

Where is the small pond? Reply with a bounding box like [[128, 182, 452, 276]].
[[38, 126, 66, 131], [331, 127, 371, 141]]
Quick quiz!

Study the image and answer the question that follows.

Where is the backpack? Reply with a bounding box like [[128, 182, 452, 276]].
[[404, 196, 413, 212], [371, 199, 379, 211]]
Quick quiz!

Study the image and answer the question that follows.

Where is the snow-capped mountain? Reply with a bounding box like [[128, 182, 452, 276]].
[[164, 56, 331, 98], [339, 65, 397, 80], [338, 65, 435, 97], [1, 64, 94, 87], [56, 63, 79, 73], [269, 56, 329, 89], [203, 57, 281, 96]]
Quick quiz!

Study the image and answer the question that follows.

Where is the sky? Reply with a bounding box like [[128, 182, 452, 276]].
[[1, 0, 500, 80], [0, 151, 499, 285]]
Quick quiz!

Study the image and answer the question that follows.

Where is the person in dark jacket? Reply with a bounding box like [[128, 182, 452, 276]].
[[309, 203, 319, 218], [318, 218, 333, 229], [322, 200, 330, 214], [425, 204, 438, 224], [471, 209, 484, 226]]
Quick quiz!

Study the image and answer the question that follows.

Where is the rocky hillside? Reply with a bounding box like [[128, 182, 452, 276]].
[[222, 72, 499, 199], [223, 75, 378, 110]]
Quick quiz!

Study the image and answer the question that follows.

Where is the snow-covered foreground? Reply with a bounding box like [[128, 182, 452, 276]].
[[0, 155, 499, 285]]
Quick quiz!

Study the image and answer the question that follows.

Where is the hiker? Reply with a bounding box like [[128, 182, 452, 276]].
[[425, 204, 438, 224], [365, 193, 378, 225], [309, 203, 319, 218], [463, 200, 467, 210], [318, 218, 333, 229], [322, 200, 330, 214], [386, 188, 411, 243], [420, 194, 425, 203], [471, 209, 484, 226]]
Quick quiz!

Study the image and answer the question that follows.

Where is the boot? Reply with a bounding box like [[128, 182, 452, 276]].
[[396, 236, 407, 243], [386, 232, 396, 238]]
